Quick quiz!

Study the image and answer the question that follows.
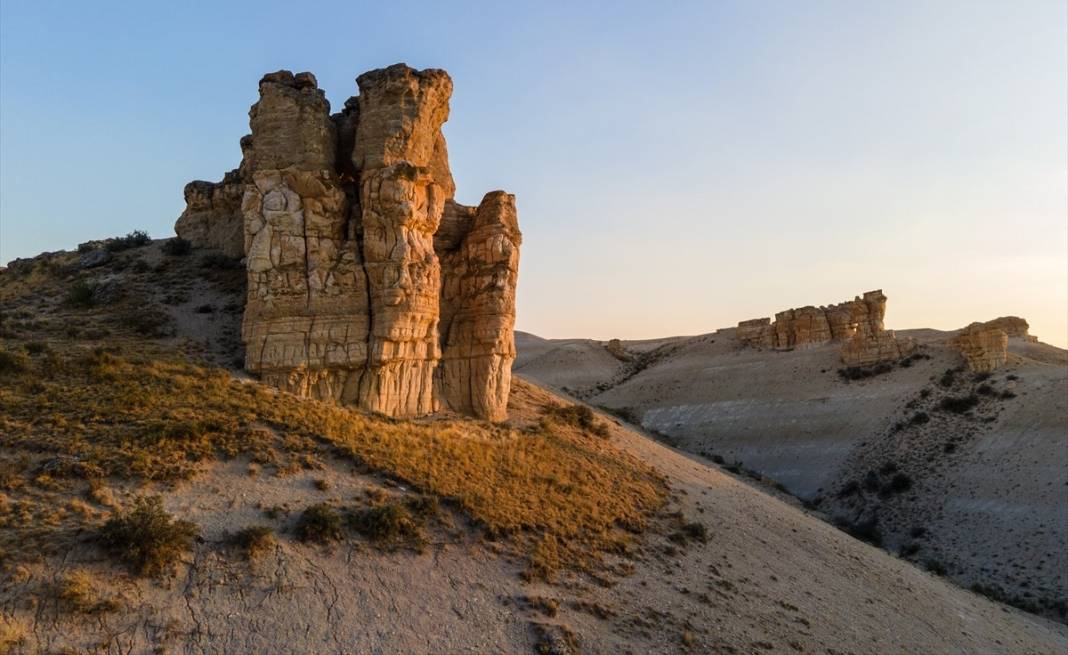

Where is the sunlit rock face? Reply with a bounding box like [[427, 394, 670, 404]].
[[178, 65, 520, 420], [952, 322, 1010, 372], [735, 290, 913, 366]]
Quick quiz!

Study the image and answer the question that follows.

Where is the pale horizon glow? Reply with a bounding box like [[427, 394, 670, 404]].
[[2, 2, 1066, 347]]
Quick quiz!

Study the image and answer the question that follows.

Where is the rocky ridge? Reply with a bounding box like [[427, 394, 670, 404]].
[[736, 290, 913, 365], [176, 65, 520, 420]]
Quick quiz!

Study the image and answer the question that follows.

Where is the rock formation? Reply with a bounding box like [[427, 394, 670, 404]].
[[176, 65, 520, 421], [174, 170, 247, 259], [952, 323, 1008, 372], [736, 290, 912, 366], [738, 290, 889, 350], [982, 316, 1033, 340]]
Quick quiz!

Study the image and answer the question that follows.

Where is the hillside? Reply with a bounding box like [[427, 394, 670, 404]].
[[515, 325, 1068, 623], [0, 243, 1065, 653]]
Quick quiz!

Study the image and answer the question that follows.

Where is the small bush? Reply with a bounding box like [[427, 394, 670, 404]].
[[863, 470, 881, 492], [973, 371, 992, 382], [669, 521, 708, 545], [100, 496, 199, 576], [23, 342, 49, 356], [939, 369, 957, 388], [885, 473, 912, 494], [161, 236, 192, 256], [924, 559, 947, 576], [65, 280, 97, 308], [231, 525, 276, 560], [900, 543, 920, 557], [909, 411, 930, 426], [938, 394, 979, 414], [838, 515, 882, 546], [976, 383, 995, 396], [838, 362, 893, 381], [349, 499, 429, 550], [837, 480, 860, 497], [909, 526, 927, 539], [105, 230, 151, 252], [0, 350, 31, 375], [1000, 390, 1017, 400], [878, 462, 898, 475], [1006, 374, 1019, 381], [543, 404, 609, 437], [194, 304, 215, 314], [294, 503, 342, 544]]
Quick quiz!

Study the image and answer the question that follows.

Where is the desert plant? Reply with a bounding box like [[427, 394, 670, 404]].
[[669, 521, 708, 545], [349, 499, 430, 550], [161, 236, 192, 256], [231, 525, 276, 560], [885, 473, 912, 494], [294, 503, 342, 544], [938, 394, 979, 414], [909, 411, 930, 426], [55, 569, 120, 613], [105, 230, 151, 252], [100, 496, 198, 575], [542, 404, 609, 437], [65, 280, 97, 308], [0, 349, 30, 375]]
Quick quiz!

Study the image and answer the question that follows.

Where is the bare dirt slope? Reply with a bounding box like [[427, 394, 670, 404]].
[[4, 377, 1065, 655], [516, 329, 1068, 621]]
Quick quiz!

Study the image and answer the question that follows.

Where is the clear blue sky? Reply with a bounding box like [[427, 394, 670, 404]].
[[2, 1, 1066, 346]]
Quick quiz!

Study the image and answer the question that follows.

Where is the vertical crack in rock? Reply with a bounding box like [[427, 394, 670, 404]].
[[181, 64, 520, 420]]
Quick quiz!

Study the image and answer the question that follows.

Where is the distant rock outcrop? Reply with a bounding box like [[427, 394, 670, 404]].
[[736, 290, 912, 365], [952, 323, 1009, 372], [949, 316, 1033, 372], [177, 65, 520, 420]]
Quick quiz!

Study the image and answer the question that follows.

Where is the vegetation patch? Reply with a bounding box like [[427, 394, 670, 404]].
[[837, 362, 893, 381], [938, 394, 979, 414], [294, 503, 343, 544], [104, 230, 151, 252], [55, 569, 120, 613], [161, 236, 192, 256], [99, 495, 199, 576], [348, 497, 433, 551], [541, 403, 610, 437], [231, 525, 276, 560]]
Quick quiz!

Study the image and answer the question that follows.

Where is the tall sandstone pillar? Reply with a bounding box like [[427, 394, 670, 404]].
[[241, 72, 370, 403], [187, 64, 519, 421], [351, 65, 453, 417]]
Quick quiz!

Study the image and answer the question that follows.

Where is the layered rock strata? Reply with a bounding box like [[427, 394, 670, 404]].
[[952, 323, 1009, 372], [736, 290, 912, 365], [177, 65, 520, 420], [173, 137, 251, 258]]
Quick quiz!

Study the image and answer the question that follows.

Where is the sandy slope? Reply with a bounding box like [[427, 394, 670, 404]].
[[515, 329, 1068, 621], [5, 377, 1065, 654]]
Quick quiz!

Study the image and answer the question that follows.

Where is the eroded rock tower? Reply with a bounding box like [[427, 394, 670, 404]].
[[176, 64, 521, 421]]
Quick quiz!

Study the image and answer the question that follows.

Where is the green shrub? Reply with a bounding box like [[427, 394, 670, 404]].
[[105, 230, 151, 252], [294, 503, 342, 544], [100, 496, 198, 576]]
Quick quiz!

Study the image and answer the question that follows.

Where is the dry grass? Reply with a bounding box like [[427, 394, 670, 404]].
[[0, 247, 666, 578], [55, 568, 120, 613]]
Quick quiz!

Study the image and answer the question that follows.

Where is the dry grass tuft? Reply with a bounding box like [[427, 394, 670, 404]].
[[55, 568, 120, 613], [231, 525, 276, 560]]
